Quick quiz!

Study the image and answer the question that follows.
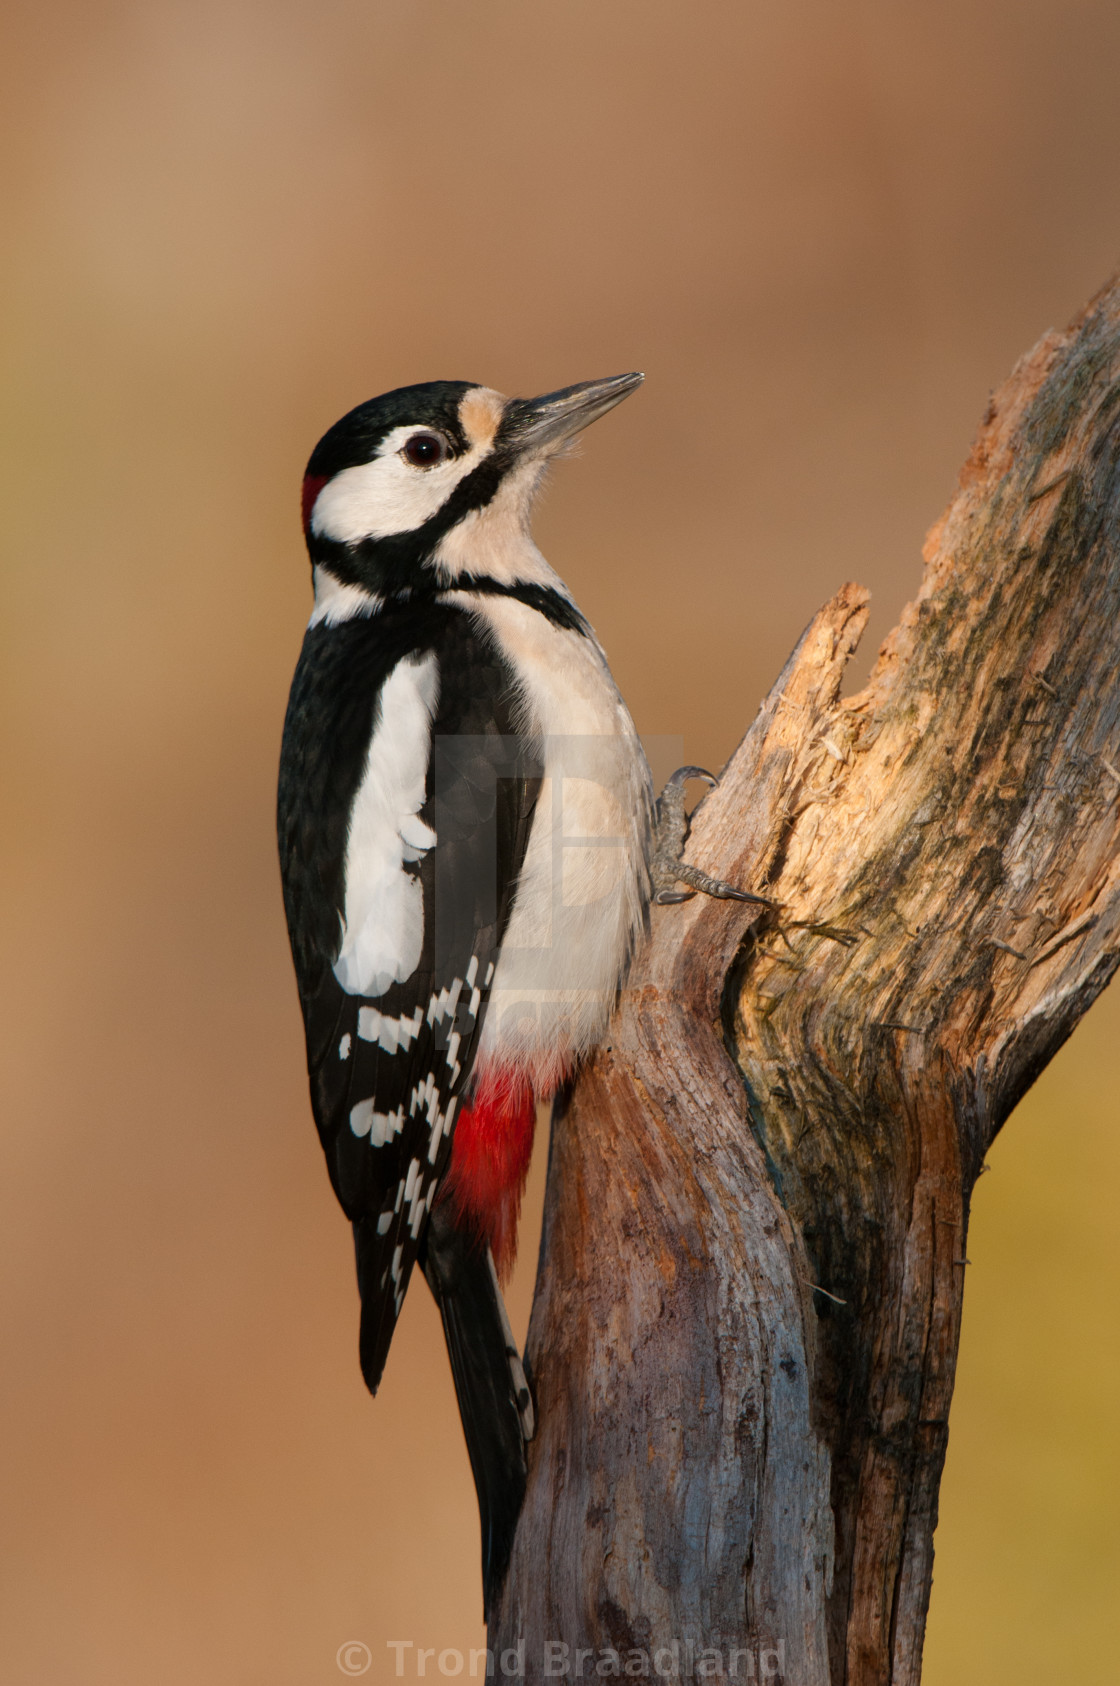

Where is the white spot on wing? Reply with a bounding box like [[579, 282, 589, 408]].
[[426, 977, 466, 1029], [428, 1094, 458, 1164], [377, 1211, 393, 1235], [408, 1171, 429, 1238], [357, 1005, 424, 1050], [350, 1099, 404, 1146], [349, 1099, 373, 1138], [333, 653, 439, 998], [369, 1108, 404, 1148], [339, 1033, 351, 1060]]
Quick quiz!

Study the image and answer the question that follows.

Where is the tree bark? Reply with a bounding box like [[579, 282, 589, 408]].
[[493, 276, 1120, 1683]]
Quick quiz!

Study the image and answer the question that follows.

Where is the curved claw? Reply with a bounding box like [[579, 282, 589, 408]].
[[660, 764, 718, 794], [673, 861, 778, 907]]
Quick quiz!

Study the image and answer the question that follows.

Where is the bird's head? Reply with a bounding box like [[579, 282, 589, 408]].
[[301, 374, 643, 610]]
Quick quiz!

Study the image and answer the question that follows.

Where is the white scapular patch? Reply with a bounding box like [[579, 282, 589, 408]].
[[308, 565, 380, 628], [334, 652, 440, 997], [311, 389, 505, 544]]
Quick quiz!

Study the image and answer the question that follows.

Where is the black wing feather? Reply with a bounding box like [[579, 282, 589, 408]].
[[278, 602, 540, 1392]]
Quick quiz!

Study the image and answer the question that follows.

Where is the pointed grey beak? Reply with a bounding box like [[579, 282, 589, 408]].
[[501, 372, 644, 455]]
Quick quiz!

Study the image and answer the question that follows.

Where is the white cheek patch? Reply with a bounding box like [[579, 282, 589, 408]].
[[334, 652, 440, 997], [311, 420, 494, 544]]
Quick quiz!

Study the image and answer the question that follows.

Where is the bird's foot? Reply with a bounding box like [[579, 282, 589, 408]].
[[651, 766, 777, 908]]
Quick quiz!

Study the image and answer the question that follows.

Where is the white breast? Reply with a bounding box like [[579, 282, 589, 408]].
[[453, 591, 653, 1093], [334, 652, 440, 998]]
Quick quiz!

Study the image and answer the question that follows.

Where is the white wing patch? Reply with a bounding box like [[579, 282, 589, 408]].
[[333, 652, 440, 998], [352, 976, 471, 1050], [349, 1101, 405, 1145], [344, 958, 484, 1183], [357, 1004, 424, 1053]]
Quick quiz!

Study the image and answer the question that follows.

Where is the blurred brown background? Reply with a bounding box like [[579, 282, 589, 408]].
[[2, 2, 1119, 1681]]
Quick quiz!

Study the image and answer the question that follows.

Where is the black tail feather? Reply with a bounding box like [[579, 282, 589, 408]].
[[354, 1215, 411, 1395], [421, 1202, 533, 1619]]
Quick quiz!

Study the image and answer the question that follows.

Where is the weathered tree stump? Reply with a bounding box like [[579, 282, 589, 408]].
[[493, 277, 1120, 1683]]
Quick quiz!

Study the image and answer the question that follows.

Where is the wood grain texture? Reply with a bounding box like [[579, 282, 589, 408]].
[[492, 276, 1120, 1683]]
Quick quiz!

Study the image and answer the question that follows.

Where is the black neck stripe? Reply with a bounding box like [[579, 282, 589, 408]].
[[306, 449, 511, 593], [444, 575, 591, 636]]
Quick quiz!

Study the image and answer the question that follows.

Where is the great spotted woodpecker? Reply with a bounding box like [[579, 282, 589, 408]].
[[278, 374, 654, 1612]]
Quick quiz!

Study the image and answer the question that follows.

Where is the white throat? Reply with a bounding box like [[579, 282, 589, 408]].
[[433, 458, 557, 590]]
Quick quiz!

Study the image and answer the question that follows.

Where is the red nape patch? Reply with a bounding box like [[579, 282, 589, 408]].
[[442, 1070, 536, 1280], [301, 473, 328, 533]]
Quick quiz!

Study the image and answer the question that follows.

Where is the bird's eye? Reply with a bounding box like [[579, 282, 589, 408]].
[[401, 432, 449, 469]]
